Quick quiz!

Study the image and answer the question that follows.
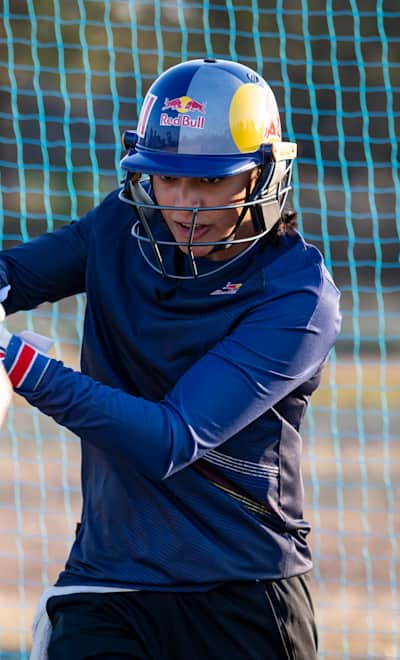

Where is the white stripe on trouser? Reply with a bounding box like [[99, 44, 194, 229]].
[[30, 585, 138, 660]]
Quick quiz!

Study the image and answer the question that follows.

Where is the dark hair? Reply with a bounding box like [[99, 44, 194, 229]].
[[280, 209, 298, 233], [266, 209, 298, 247]]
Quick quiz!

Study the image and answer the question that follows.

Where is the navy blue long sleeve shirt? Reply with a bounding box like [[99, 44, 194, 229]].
[[0, 189, 341, 589]]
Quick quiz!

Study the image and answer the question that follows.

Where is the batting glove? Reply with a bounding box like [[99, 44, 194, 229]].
[[0, 304, 53, 390], [0, 285, 11, 304]]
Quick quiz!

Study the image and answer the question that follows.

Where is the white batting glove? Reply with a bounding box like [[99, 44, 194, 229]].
[[0, 304, 11, 357], [0, 304, 53, 355], [0, 285, 10, 304]]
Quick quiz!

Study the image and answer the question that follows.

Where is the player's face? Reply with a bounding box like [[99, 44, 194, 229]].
[[152, 169, 260, 261]]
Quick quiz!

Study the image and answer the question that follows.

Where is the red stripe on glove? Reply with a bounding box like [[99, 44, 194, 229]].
[[8, 343, 36, 388]]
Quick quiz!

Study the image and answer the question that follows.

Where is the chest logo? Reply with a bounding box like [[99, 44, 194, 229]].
[[210, 282, 243, 296]]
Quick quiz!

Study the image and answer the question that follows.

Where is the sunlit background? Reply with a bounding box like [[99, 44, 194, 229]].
[[0, 1, 399, 658]]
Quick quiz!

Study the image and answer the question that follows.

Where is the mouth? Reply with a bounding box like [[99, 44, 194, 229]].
[[173, 220, 210, 241]]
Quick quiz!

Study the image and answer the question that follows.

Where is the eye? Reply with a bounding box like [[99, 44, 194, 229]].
[[200, 177, 223, 184], [159, 175, 178, 182]]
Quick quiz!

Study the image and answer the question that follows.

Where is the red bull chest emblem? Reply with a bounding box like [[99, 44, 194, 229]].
[[160, 95, 206, 129], [210, 282, 243, 296]]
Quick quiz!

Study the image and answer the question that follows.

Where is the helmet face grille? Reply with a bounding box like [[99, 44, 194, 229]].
[[119, 59, 297, 279], [118, 156, 295, 280]]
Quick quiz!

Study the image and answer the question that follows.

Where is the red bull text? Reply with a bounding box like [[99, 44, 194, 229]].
[[160, 113, 205, 129], [161, 95, 206, 129]]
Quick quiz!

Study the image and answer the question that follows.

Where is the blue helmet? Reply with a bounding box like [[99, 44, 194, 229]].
[[119, 58, 297, 279]]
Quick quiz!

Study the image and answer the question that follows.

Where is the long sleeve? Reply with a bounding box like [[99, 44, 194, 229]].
[[18, 274, 341, 481], [0, 207, 95, 313], [4, 220, 342, 587]]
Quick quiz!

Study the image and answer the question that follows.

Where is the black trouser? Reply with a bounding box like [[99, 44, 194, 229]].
[[46, 574, 318, 660]]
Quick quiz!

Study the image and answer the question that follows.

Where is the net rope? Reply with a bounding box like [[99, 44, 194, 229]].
[[0, 2, 399, 657]]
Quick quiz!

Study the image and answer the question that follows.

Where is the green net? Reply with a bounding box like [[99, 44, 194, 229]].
[[0, 1, 399, 658]]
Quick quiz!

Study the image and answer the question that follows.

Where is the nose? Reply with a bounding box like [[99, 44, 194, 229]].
[[174, 178, 202, 210]]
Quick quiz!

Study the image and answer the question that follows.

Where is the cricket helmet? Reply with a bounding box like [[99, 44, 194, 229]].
[[119, 58, 297, 278]]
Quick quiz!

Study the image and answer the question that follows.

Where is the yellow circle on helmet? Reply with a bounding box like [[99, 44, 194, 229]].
[[229, 83, 280, 153]]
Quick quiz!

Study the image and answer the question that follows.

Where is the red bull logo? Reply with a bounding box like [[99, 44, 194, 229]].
[[162, 95, 206, 114], [160, 95, 206, 130]]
